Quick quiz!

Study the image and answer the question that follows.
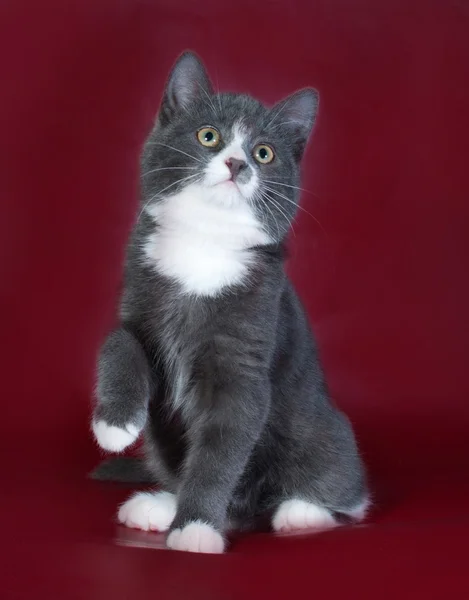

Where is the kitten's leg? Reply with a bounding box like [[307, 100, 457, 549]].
[[92, 327, 152, 453], [166, 378, 270, 554], [270, 433, 369, 534]]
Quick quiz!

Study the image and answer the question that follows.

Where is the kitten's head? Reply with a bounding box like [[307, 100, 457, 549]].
[[143, 52, 318, 242]]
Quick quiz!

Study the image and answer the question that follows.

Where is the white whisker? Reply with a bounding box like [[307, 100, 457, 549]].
[[254, 190, 280, 242], [151, 173, 200, 199], [263, 185, 327, 235], [213, 67, 224, 116], [145, 143, 202, 163], [263, 185, 298, 205], [142, 166, 197, 178], [263, 178, 316, 197], [265, 100, 290, 129], [270, 120, 300, 130], [199, 85, 219, 116], [262, 192, 295, 238], [138, 173, 200, 221]]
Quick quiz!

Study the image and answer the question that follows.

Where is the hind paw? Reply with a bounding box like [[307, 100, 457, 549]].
[[273, 499, 337, 533]]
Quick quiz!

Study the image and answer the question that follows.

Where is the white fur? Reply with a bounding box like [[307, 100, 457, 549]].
[[118, 491, 177, 532], [343, 497, 371, 521], [166, 521, 225, 554], [144, 186, 269, 297], [272, 499, 337, 533], [92, 420, 139, 453], [144, 123, 270, 297], [204, 124, 258, 200]]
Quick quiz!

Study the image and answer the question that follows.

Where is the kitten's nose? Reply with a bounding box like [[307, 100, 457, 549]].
[[225, 157, 247, 179]]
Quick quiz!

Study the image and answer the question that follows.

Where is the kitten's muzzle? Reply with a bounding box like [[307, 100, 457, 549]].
[[225, 157, 248, 181]]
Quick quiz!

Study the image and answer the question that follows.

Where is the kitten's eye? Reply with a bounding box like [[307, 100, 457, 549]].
[[197, 127, 220, 147], [253, 144, 274, 164]]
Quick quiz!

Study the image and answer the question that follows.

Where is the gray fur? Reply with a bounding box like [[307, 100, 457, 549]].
[[92, 52, 367, 537], [89, 457, 154, 483]]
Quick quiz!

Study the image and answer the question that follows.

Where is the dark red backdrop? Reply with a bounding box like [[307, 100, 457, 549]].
[[1, 0, 468, 598]]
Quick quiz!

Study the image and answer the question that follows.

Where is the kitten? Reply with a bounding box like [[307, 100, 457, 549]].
[[91, 51, 368, 553]]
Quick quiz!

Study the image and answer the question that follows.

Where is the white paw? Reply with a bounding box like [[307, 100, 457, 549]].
[[345, 497, 371, 522], [166, 521, 225, 554], [92, 420, 139, 453], [273, 499, 337, 533], [117, 492, 177, 532]]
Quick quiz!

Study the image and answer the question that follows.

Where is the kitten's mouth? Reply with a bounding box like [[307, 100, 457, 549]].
[[211, 179, 239, 194], [205, 177, 247, 202]]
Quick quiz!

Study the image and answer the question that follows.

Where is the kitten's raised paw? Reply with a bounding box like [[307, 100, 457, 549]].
[[92, 420, 139, 453], [166, 521, 225, 554], [273, 499, 337, 533], [118, 491, 177, 532]]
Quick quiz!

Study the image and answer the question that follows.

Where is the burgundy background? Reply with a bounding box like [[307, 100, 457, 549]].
[[1, 0, 468, 598]]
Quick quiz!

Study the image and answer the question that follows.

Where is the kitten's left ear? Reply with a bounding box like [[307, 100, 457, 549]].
[[159, 51, 213, 125], [271, 88, 319, 160]]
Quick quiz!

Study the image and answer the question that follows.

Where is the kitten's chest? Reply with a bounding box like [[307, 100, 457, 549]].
[[152, 298, 212, 411], [142, 189, 269, 297]]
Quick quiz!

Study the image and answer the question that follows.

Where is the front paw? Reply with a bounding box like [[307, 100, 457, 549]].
[[91, 419, 140, 453], [118, 491, 176, 532], [167, 521, 225, 554]]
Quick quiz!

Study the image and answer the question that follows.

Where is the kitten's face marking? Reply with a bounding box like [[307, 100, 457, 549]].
[[203, 123, 258, 204], [141, 52, 318, 296]]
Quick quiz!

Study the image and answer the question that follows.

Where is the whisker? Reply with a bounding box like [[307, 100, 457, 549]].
[[142, 166, 197, 178], [263, 178, 317, 197], [138, 173, 200, 220], [150, 172, 200, 199], [199, 85, 219, 116], [262, 192, 295, 238], [254, 190, 280, 242], [145, 143, 202, 163], [270, 120, 301, 130], [265, 100, 290, 129], [213, 65, 224, 116], [262, 185, 327, 235], [259, 190, 290, 233], [263, 185, 300, 205]]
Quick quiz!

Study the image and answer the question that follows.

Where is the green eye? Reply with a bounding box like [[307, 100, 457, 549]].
[[197, 126, 220, 147], [254, 144, 274, 164]]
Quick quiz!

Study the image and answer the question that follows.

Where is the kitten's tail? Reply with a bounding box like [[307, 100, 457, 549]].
[[89, 456, 156, 484]]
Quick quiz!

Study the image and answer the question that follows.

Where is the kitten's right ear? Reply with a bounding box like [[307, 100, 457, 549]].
[[159, 52, 213, 125]]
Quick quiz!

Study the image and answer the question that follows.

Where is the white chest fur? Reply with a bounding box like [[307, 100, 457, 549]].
[[143, 185, 270, 297]]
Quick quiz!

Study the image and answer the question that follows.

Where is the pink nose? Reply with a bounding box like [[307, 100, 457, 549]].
[[225, 157, 247, 179]]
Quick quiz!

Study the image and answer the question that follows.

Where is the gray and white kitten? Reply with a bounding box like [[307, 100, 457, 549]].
[[91, 51, 368, 554]]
